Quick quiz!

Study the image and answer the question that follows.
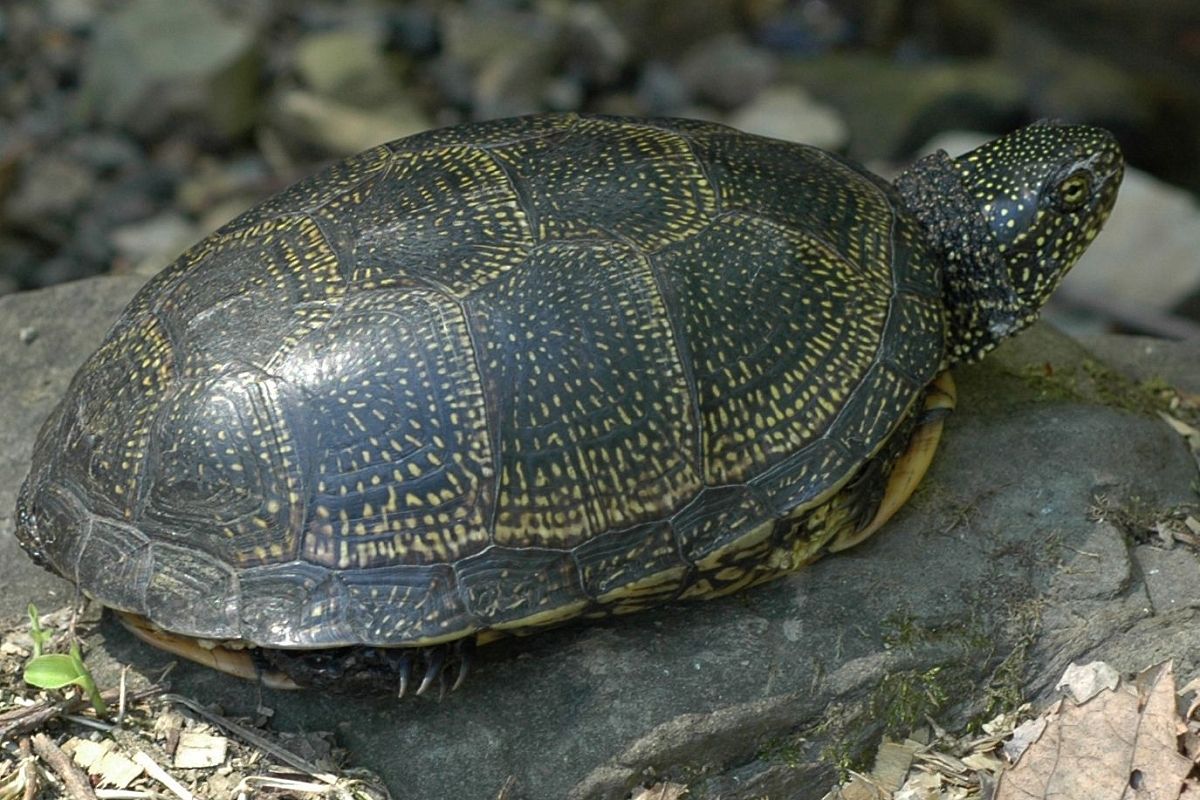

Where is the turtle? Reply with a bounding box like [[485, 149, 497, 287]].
[[15, 114, 1123, 694]]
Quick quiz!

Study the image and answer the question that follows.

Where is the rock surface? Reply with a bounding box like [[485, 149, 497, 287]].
[[1, 276, 1198, 800]]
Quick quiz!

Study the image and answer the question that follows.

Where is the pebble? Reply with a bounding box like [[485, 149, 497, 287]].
[[634, 61, 692, 115], [294, 29, 405, 106], [728, 85, 848, 149], [271, 89, 431, 156], [4, 155, 94, 233], [79, 0, 259, 139], [560, 2, 629, 86], [111, 213, 196, 273], [677, 33, 777, 110]]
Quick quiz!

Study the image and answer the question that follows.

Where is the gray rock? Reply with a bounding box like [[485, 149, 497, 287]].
[[1079, 334, 1200, 395], [1134, 545, 1200, 615], [1, 274, 1198, 800], [79, 0, 259, 140], [727, 85, 848, 149], [677, 34, 777, 111], [0, 276, 145, 620]]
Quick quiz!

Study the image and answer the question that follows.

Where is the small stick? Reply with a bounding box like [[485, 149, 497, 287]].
[[0, 685, 162, 741], [165, 693, 337, 784], [30, 732, 99, 800], [20, 736, 38, 800], [117, 666, 129, 726], [132, 751, 195, 800]]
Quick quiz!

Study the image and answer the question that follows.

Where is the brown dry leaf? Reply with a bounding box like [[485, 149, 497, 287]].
[[996, 662, 1191, 800], [630, 782, 688, 800]]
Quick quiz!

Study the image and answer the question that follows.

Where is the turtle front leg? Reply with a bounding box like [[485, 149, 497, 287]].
[[827, 371, 957, 552]]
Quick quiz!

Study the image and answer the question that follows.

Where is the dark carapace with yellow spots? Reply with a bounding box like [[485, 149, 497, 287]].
[[15, 115, 1122, 692]]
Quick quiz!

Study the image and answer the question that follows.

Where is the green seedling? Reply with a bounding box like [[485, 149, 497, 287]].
[[26, 603, 50, 658], [23, 605, 108, 717]]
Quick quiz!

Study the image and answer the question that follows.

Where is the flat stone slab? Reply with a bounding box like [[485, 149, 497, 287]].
[[2, 276, 1198, 800]]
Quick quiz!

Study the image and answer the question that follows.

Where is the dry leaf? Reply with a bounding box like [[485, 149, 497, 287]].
[[873, 739, 919, 790], [630, 782, 688, 800], [64, 738, 143, 789], [1057, 661, 1120, 704], [836, 773, 890, 800], [1159, 412, 1200, 441], [996, 661, 1191, 800], [1003, 713, 1050, 765], [894, 770, 942, 800], [962, 751, 1005, 773], [173, 731, 228, 769]]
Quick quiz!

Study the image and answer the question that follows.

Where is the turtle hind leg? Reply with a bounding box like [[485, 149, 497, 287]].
[[827, 370, 957, 553], [255, 637, 476, 697]]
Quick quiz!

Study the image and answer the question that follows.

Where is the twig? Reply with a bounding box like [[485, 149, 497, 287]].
[[0, 685, 163, 741], [63, 714, 117, 732], [31, 732, 99, 800], [19, 736, 37, 800], [165, 693, 338, 784], [117, 666, 129, 726], [132, 751, 195, 800]]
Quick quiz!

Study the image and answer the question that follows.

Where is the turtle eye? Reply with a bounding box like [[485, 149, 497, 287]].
[[1056, 171, 1091, 210]]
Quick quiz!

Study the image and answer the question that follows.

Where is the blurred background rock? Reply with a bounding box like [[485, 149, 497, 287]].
[[0, 0, 1197, 339]]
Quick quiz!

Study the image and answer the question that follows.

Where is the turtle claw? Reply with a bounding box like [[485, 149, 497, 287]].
[[416, 647, 445, 696], [397, 656, 412, 698], [451, 637, 474, 691], [257, 636, 477, 697]]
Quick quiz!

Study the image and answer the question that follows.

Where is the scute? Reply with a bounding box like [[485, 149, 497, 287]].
[[19, 114, 946, 649], [651, 213, 893, 485], [468, 239, 700, 547]]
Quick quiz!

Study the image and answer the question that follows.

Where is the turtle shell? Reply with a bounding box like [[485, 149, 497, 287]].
[[17, 114, 945, 650]]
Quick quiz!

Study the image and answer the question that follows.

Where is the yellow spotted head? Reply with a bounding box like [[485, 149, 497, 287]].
[[896, 122, 1123, 363]]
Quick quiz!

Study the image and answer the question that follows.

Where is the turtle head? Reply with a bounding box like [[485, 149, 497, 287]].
[[896, 122, 1123, 364]]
